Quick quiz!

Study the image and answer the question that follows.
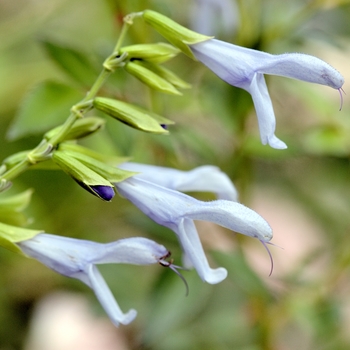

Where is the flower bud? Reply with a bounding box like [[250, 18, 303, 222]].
[[52, 151, 115, 201], [131, 60, 191, 89], [119, 43, 180, 63], [59, 149, 136, 184], [93, 97, 173, 134], [125, 61, 181, 95], [44, 117, 105, 141]]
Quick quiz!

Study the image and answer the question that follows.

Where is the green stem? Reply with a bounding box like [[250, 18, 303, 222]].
[[85, 69, 111, 101], [0, 12, 141, 188], [114, 12, 143, 52]]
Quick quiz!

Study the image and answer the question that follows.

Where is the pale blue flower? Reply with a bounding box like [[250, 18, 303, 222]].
[[18, 234, 173, 326], [115, 177, 272, 284], [119, 162, 238, 201], [190, 39, 345, 149]]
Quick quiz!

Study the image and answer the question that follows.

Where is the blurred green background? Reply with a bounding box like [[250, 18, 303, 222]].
[[1, 0, 350, 349]]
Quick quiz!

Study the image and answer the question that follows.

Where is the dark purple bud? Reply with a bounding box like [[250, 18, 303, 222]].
[[91, 185, 115, 201], [75, 180, 115, 201]]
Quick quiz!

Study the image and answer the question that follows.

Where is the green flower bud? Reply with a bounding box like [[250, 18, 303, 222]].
[[125, 61, 181, 95], [142, 10, 213, 59], [44, 117, 106, 141], [60, 149, 136, 183], [132, 60, 191, 89], [52, 151, 115, 201], [120, 43, 180, 64], [93, 97, 172, 134], [58, 143, 130, 166]]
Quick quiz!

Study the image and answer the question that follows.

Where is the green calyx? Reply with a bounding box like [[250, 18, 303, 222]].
[[125, 61, 182, 95], [93, 97, 173, 134], [52, 151, 115, 201], [0, 222, 42, 255], [120, 43, 180, 64], [58, 148, 136, 184], [142, 10, 213, 59], [44, 117, 106, 142]]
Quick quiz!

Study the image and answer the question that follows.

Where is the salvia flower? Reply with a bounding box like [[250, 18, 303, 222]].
[[190, 39, 345, 149], [115, 177, 272, 284], [119, 162, 238, 201], [17, 234, 175, 326]]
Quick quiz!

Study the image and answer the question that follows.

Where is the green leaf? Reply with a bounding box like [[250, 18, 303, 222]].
[[7, 80, 84, 140], [41, 39, 98, 86], [0, 222, 42, 255], [93, 97, 170, 134]]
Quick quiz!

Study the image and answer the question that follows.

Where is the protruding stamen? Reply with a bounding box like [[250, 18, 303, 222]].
[[159, 252, 189, 296], [260, 240, 274, 277], [339, 87, 345, 111]]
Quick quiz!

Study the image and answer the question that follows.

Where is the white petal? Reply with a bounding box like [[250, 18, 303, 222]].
[[177, 218, 227, 284], [248, 73, 287, 149], [95, 237, 168, 265], [120, 163, 238, 201], [259, 53, 344, 89], [86, 264, 137, 326], [184, 200, 273, 242], [115, 177, 197, 226], [18, 233, 89, 276], [190, 39, 267, 88]]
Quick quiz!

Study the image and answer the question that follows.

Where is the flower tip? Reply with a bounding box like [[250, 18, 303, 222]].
[[117, 309, 138, 326], [260, 240, 274, 276], [204, 267, 228, 284], [91, 185, 115, 201], [159, 255, 189, 296], [339, 87, 345, 111], [267, 135, 287, 150]]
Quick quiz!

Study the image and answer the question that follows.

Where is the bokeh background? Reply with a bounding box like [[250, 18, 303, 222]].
[[1, 0, 350, 349]]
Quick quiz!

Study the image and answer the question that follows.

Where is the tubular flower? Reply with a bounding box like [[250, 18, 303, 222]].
[[17, 234, 173, 326], [119, 162, 238, 201], [190, 39, 345, 149], [115, 177, 272, 284]]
